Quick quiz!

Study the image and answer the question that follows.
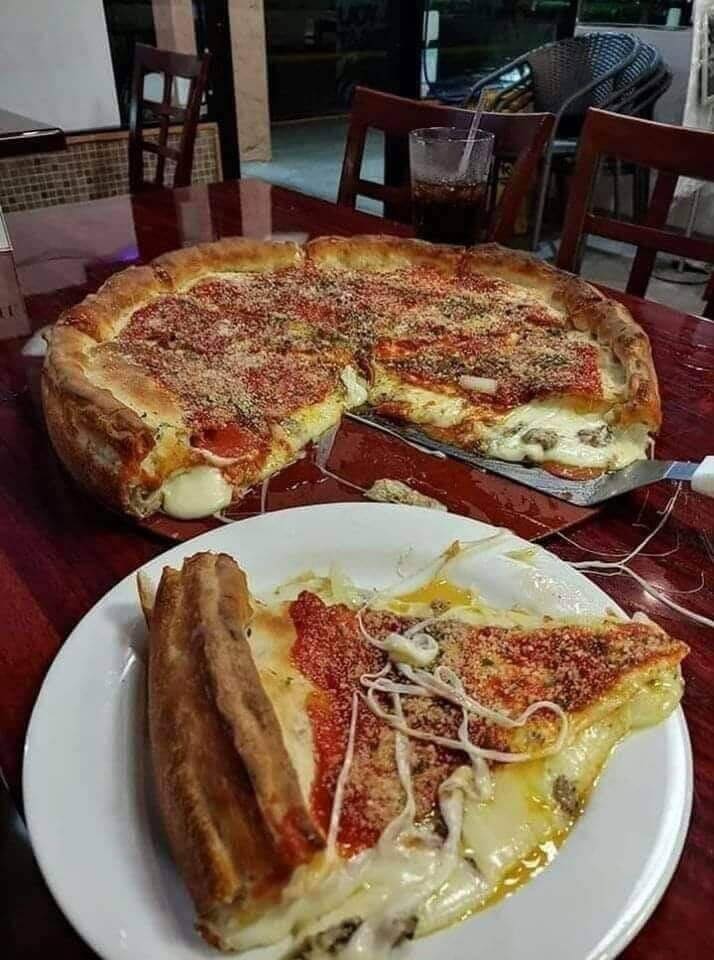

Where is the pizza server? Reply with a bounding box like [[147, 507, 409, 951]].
[[347, 409, 714, 507]]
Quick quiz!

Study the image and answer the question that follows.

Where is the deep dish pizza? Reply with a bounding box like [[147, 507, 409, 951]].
[[144, 547, 686, 955], [43, 236, 661, 519]]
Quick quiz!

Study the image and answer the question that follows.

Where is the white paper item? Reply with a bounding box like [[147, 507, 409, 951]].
[[674, 0, 714, 209]]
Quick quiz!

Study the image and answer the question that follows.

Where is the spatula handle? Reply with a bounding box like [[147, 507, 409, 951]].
[[690, 456, 714, 498]]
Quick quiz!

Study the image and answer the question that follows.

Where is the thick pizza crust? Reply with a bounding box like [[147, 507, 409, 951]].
[[153, 237, 305, 293], [58, 265, 169, 340], [43, 236, 662, 517], [147, 553, 324, 937], [42, 325, 160, 515], [306, 234, 463, 275]]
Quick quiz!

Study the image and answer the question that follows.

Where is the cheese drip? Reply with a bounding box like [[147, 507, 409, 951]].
[[211, 690, 473, 958], [161, 465, 232, 518], [484, 400, 649, 470], [205, 667, 682, 955], [203, 559, 684, 956]]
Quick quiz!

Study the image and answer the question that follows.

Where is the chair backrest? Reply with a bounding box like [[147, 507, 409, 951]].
[[611, 65, 672, 119], [602, 42, 662, 110], [557, 108, 714, 315], [337, 86, 555, 244], [526, 33, 640, 117], [128, 43, 211, 193]]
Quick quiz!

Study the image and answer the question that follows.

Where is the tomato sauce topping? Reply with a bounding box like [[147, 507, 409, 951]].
[[289, 592, 462, 855]]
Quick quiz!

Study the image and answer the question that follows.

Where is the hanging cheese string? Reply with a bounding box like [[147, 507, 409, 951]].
[[360, 672, 567, 767], [633, 487, 652, 528], [455, 700, 492, 800], [259, 476, 270, 514], [315, 423, 339, 469], [347, 412, 448, 460], [360, 667, 566, 740], [555, 529, 681, 560], [327, 691, 360, 858], [401, 663, 568, 735], [589, 565, 713, 627], [359, 666, 567, 802], [566, 484, 714, 629], [379, 693, 418, 847], [314, 421, 369, 493], [592, 567, 705, 595]]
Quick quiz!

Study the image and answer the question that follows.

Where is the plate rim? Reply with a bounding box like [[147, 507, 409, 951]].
[[22, 502, 694, 960]]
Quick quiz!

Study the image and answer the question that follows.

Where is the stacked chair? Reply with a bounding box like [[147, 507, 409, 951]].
[[462, 33, 670, 248]]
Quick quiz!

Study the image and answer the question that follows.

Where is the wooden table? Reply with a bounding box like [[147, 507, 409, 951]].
[[0, 108, 66, 159], [1, 180, 712, 959]]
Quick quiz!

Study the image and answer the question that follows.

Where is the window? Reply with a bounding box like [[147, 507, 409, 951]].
[[578, 1, 693, 28]]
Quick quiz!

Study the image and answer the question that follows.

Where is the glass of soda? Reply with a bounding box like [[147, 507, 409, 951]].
[[409, 126, 495, 246]]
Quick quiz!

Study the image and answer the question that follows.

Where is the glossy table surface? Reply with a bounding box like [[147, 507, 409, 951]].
[[1, 180, 712, 959], [0, 107, 66, 158]]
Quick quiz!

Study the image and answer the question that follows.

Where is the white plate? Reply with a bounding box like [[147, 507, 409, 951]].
[[24, 504, 692, 960]]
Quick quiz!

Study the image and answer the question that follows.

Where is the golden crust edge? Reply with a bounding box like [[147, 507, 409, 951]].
[[42, 325, 158, 516], [152, 236, 306, 291], [201, 554, 325, 861], [147, 554, 325, 941]]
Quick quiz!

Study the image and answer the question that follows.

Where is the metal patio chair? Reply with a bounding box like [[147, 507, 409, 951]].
[[557, 44, 671, 224], [463, 32, 641, 249]]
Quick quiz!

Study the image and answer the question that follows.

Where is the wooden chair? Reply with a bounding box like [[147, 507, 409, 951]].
[[128, 43, 211, 193], [557, 108, 714, 315], [337, 86, 555, 245]]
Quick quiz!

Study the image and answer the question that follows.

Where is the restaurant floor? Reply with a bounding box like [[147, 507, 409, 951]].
[[244, 118, 710, 318]]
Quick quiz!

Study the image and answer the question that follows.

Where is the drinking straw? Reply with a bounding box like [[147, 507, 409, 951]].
[[456, 104, 484, 180]]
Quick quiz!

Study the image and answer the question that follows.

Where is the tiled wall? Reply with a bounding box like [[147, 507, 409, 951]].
[[0, 123, 222, 213]]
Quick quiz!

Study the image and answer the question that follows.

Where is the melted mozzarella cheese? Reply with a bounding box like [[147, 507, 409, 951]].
[[369, 369, 469, 429], [422, 670, 682, 932], [341, 366, 369, 407], [160, 465, 232, 518], [214, 571, 682, 958], [485, 401, 649, 470], [206, 664, 682, 955], [211, 769, 471, 958]]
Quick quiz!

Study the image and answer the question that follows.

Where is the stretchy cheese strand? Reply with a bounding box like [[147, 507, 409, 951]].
[[327, 692, 360, 857]]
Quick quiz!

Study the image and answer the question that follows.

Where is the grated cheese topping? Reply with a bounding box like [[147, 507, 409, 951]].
[[98, 263, 618, 447]]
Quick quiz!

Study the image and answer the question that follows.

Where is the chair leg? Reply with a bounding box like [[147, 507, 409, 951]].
[[554, 167, 568, 219], [531, 145, 554, 252], [613, 159, 621, 220], [633, 165, 650, 222]]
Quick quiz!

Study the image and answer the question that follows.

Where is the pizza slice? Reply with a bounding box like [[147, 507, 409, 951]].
[[145, 551, 687, 955]]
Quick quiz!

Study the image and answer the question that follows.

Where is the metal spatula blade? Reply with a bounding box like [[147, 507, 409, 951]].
[[347, 409, 707, 507], [460, 457, 697, 506]]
